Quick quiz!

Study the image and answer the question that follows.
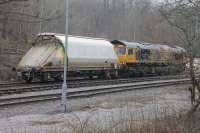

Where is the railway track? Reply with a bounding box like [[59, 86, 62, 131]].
[[0, 74, 188, 88], [0, 74, 189, 96], [0, 78, 191, 107]]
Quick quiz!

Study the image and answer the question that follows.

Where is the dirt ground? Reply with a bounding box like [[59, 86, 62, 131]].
[[0, 85, 195, 133], [0, 53, 22, 82], [0, 40, 30, 82]]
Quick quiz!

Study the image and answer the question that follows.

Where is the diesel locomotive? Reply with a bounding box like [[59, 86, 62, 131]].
[[17, 33, 187, 82]]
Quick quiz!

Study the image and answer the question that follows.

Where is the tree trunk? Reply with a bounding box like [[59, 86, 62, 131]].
[[1, 15, 8, 40], [188, 44, 196, 104]]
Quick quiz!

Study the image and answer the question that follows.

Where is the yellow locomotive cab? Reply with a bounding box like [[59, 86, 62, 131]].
[[114, 47, 137, 64], [112, 40, 139, 65], [114, 45, 127, 64]]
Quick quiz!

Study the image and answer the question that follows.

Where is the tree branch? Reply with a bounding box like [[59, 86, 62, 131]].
[[0, 15, 62, 23], [159, 9, 187, 33], [0, 10, 40, 19], [0, 0, 27, 5]]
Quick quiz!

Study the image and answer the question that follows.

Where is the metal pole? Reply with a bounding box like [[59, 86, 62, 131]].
[[61, 0, 68, 112]]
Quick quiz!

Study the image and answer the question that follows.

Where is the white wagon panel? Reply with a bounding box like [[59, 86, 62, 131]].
[[56, 35, 119, 69]]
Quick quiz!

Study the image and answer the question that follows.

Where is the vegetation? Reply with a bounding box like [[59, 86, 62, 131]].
[[159, 0, 200, 112], [0, 0, 199, 55], [68, 112, 200, 133], [20, 110, 200, 133]]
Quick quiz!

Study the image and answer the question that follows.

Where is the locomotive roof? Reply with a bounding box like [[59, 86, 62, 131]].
[[111, 40, 186, 53], [111, 40, 167, 50], [111, 40, 145, 49]]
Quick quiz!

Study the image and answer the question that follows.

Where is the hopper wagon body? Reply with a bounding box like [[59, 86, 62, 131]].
[[18, 33, 119, 81]]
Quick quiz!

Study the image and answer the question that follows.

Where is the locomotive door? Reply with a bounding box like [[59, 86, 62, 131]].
[[126, 48, 136, 63]]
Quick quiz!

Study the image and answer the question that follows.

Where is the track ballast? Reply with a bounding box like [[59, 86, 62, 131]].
[[0, 74, 190, 96], [0, 74, 194, 107]]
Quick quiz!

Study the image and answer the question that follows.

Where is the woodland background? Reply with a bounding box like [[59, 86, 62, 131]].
[[0, 0, 199, 56]]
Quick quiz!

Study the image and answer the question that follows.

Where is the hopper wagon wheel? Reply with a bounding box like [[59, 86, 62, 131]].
[[97, 73, 104, 79], [39, 73, 49, 82], [23, 72, 33, 83]]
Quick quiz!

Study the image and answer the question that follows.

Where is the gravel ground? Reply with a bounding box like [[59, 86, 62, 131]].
[[0, 54, 21, 82], [0, 84, 192, 133]]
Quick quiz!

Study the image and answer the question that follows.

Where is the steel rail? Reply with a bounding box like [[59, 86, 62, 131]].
[[0, 74, 188, 87], [0, 74, 190, 96], [0, 78, 191, 107]]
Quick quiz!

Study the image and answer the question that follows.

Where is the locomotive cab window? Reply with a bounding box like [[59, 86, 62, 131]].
[[128, 49, 133, 55], [118, 47, 126, 55]]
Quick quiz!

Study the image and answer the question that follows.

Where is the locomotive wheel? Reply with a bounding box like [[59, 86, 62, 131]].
[[89, 75, 93, 79], [111, 70, 119, 79], [54, 75, 62, 81], [39, 76, 45, 82], [139, 71, 144, 77], [25, 77, 33, 83]]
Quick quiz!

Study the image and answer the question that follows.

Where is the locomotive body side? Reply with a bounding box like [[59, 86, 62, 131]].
[[111, 40, 186, 76]]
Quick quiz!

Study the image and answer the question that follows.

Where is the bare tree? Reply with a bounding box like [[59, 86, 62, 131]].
[[0, 0, 63, 41], [0, 0, 198, 56], [159, 0, 200, 112], [0, 0, 27, 5]]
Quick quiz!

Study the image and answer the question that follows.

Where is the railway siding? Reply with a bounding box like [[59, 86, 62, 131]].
[[0, 78, 191, 106], [0, 74, 191, 96]]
